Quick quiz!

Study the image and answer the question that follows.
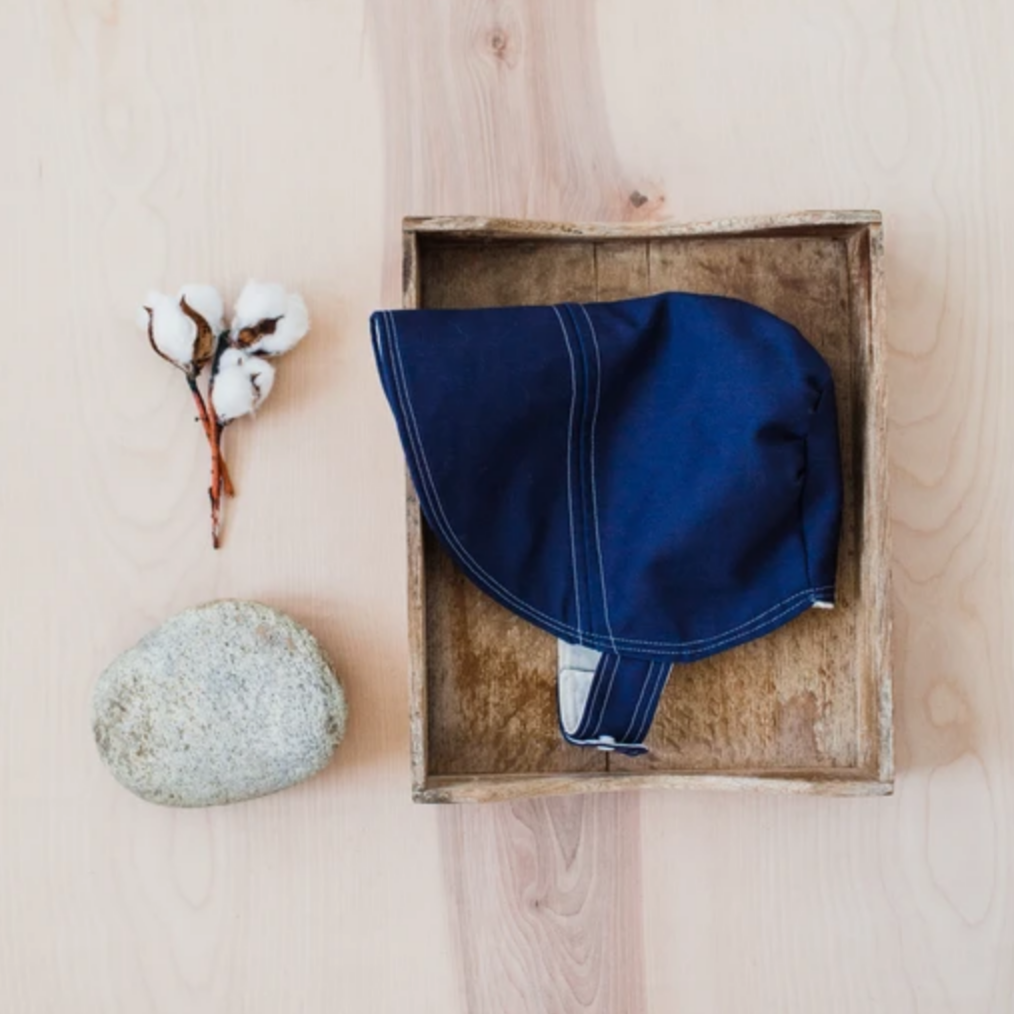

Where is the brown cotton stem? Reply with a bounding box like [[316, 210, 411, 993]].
[[207, 331, 234, 551], [186, 375, 234, 498], [210, 418, 224, 550]]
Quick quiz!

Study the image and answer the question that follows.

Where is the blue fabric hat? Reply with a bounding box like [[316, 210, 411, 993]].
[[371, 292, 842, 757]]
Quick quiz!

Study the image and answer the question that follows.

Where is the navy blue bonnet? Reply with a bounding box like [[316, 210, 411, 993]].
[[372, 292, 843, 756]]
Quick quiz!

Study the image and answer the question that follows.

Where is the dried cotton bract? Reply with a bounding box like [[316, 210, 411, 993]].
[[179, 284, 225, 337], [138, 281, 310, 548], [140, 288, 219, 373], [138, 284, 234, 499]]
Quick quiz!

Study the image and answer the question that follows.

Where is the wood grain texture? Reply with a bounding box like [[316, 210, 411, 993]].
[[370, 2, 650, 1012], [440, 794, 646, 1014], [409, 220, 890, 798], [595, 1, 1014, 1010], [0, 2, 458, 1013], [1, 0, 1012, 1011], [405, 209, 882, 237]]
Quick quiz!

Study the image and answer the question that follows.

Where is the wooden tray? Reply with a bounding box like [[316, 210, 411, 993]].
[[402, 212, 891, 803]]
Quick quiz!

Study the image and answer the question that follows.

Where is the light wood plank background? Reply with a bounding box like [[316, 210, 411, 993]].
[[1, 1, 1010, 1011]]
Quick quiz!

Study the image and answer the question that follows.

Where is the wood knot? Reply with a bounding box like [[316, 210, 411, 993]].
[[477, 20, 520, 67], [489, 28, 509, 58]]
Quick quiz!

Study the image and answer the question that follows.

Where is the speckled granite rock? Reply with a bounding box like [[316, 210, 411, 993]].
[[92, 601, 347, 807]]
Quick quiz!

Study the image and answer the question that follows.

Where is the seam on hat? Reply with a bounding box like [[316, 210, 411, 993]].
[[579, 303, 619, 654], [576, 652, 619, 739], [619, 661, 657, 743], [589, 652, 623, 737], [631, 662, 662, 744], [603, 586, 834, 650], [563, 657, 668, 751], [629, 661, 662, 744], [384, 311, 833, 656], [383, 312, 585, 635], [575, 653, 614, 738], [564, 303, 599, 637], [553, 306, 585, 642], [634, 662, 672, 743]]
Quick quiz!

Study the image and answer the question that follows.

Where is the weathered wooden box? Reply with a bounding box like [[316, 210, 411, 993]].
[[402, 212, 891, 803]]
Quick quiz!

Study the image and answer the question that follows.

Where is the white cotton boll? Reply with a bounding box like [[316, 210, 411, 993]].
[[253, 292, 310, 356], [232, 281, 289, 330], [212, 352, 258, 422], [230, 281, 310, 356], [212, 348, 276, 424], [140, 290, 197, 367], [243, 354, 275, 404], [178, 283, 225, 334]]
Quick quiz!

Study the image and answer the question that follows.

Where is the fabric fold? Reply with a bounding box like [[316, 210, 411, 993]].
[[558, 653, 672, 756]]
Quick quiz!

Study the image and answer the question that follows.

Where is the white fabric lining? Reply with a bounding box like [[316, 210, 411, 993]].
[[557, 641, 602, 735]]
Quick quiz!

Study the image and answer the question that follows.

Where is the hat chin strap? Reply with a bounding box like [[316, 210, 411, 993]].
[[557, 642, 672, 757]]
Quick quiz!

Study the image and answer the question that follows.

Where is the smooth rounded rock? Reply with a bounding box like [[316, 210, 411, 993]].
[[92, 600, 347, 807]]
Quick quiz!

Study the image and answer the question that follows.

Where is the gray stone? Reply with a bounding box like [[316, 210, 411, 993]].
[[92, 600, 347, 807]]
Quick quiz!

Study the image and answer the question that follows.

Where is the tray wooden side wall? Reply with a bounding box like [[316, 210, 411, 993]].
[[402, 212, 891, 803]]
